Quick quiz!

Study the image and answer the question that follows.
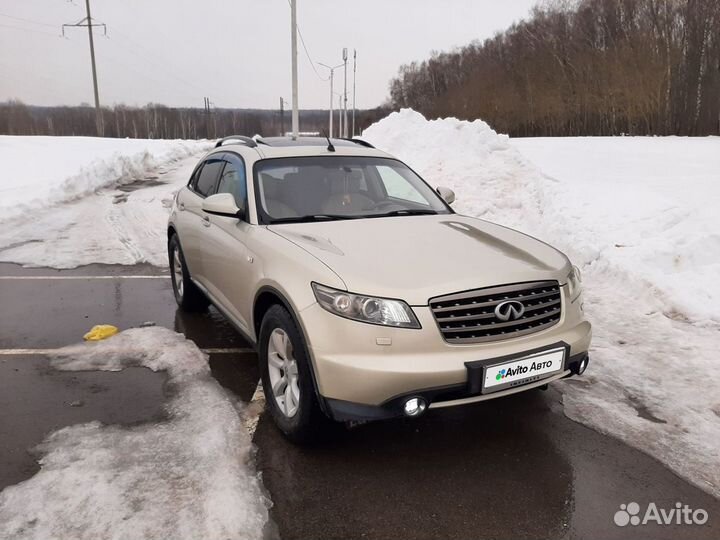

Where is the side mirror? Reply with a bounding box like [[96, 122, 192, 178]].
[[436, 186, 456, 205], [202, 193, 243, 219]]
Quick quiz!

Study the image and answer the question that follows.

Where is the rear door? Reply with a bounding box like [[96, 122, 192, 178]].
[[178, 153, 225, 286]]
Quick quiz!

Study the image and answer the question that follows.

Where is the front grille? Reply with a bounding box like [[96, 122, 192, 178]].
[[429, 281, 562, 344]]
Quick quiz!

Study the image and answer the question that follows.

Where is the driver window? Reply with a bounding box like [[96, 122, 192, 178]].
[[376, 165, 427, 204], [216, 156, 247, 214]]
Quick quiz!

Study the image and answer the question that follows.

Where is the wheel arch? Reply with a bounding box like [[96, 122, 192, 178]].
[[253, 285, 304, 341], [253, 285, 330, 416]]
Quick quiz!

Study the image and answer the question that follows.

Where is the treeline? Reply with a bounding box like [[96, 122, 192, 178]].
[[389, 0, 720, 136], [0, 100, 389, 139]]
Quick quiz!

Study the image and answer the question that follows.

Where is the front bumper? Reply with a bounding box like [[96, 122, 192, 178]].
[[324, 351, 588, 421], [298, 286, 591, 421]]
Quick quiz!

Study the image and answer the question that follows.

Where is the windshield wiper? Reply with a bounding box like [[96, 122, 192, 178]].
[[268, 214, 359, 224], [367, 209, 438, 218]]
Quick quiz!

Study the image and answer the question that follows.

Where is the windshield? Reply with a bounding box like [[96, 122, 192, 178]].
[[254, 156, 451, 224]]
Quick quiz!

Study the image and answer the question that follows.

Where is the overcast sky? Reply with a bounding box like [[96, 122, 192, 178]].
[[0, 0, 538, 110]]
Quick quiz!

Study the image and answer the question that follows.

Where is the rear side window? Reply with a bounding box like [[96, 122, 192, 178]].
[[194, 158, 225, 197]]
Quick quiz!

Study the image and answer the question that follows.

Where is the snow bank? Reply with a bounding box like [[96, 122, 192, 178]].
[[0, 327, 270, 540], [512, 136, 720, 326], [363, 109, 720, 497], [364, 110, 546, 233], [0, 136, 209, 221], [0, 139, 210, 268]]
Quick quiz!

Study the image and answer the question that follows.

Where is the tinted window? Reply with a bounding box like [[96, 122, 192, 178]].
[[254, 156, 450, 223], [216, 156, 247, 210], [188, 163, 203, 188], [195, 158, 224, 197]]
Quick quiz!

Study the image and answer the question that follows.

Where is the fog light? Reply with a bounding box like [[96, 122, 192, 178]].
[[578, 357, 589, 375], [403, 397, 427, 417]]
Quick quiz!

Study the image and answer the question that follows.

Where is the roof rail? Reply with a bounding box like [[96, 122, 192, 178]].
[[341, 137, 375, 149], [215, 135, 257, 148]]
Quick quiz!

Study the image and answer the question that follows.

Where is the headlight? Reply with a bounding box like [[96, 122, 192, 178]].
[[567, 265, 583, 300], [311, 283, 421, 328]]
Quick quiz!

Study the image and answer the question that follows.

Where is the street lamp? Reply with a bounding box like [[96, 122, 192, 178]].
[[318, 62, 344, 138], [342, 48, 348, 138], [352, 49, 357, 137]]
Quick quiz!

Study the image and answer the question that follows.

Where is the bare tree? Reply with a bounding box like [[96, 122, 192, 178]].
[[388, 0, 720, 136]]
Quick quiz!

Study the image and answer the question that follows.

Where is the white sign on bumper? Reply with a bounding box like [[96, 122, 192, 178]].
[[483, 347, 565, 392]]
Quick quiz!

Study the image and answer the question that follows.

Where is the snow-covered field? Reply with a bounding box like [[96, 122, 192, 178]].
[[0, 327, 270, 539], [363, 110, 720, 498], [0, 136, 210, 267]]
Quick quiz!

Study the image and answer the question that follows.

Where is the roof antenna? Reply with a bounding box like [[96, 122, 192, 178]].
[[322, 129, 335, 152]]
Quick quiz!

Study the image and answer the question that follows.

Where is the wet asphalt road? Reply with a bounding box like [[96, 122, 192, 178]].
[[0, 261, 718, 540]]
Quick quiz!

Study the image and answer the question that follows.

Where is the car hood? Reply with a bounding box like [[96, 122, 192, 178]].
[[268, 214, 571, 306]]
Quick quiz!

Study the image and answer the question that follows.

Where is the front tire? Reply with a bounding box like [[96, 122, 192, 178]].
[[259, 304, 332, 443], [168, 234, 209, 312]]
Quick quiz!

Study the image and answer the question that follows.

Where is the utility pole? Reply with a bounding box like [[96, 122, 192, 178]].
[[203, 97, 210, 139], [338, 94, 343, 134], [280, 97, 285, 136], [352, 49, 357, 137], [319, 62, 343, 137], [290, 0, 299, 138], [62, 0, 106, 137], [342, 47, 348, 137], [328, 71, 334, 137], [203, 97, 216, 139], [211, 100, 217, 138], [338, 93, 343, 138]]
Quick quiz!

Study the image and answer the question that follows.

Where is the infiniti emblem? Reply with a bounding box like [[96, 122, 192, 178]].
[[494, 300, 525, 322]]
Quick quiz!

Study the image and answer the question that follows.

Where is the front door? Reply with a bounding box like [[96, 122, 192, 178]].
[[198, 152, 254, 334]]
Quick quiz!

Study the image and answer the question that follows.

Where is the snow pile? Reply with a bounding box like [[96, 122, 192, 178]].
[[364, 109, 720, 497], [0, 327, 271, 540], [513, 137, 720, 326], [0, 139, 209, 268], [364, 110, 534, 225], [0, 136, 209, 221]]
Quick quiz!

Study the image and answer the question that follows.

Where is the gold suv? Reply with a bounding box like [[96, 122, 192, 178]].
[[168, 136, 592, 442]]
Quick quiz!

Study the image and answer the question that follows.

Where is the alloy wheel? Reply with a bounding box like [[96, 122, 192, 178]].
[[267, 328, 300, 418], [172, 246, 184, 298]]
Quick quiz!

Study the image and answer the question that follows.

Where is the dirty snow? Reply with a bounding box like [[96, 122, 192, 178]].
[[0, 136, 208, 220], [0, 327, 271, 540], [0, 136, 210, 268], [364, 109, 720, 497]]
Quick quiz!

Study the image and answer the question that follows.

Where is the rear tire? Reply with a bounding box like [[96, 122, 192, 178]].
[[168, 234, 209, 312], [259, 304, 333, 443]]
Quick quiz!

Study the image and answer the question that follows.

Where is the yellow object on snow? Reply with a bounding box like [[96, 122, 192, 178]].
[[83, 325, 119, 341]]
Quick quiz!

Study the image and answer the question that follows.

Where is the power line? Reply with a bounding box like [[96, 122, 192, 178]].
[[105, 27, 207, 95], [298, 25, 329, 81], [62, 0, 105, 136], [0, 12, 58, 28], [97, 43, 203, 103], [285, 0, 328, 82], [0, 22, 59, 37]]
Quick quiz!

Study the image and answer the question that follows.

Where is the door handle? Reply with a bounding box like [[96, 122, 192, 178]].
[[178, 202, 185, 211], [201, 215, 211, 227]]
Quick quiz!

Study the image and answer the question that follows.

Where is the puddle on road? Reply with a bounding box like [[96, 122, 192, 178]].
[[625, 393, 668, 424], [112, 178, 167, 204], [0, 358, 168, 490]]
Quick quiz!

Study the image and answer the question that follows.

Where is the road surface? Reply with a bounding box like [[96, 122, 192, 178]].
[[0, 261, 717, 539]]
